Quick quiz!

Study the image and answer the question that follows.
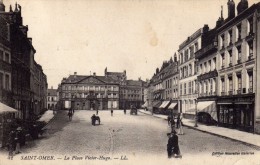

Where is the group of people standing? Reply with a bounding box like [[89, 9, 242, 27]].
[[8, 127, 23, 159], [167, 113, 184, 135]]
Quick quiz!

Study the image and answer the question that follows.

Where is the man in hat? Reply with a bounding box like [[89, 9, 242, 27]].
[[167, 130, 181, 158], [15, 127, 22, 154]]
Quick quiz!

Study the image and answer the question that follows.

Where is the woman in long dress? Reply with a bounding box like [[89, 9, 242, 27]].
[[178, 113, 184, 135]]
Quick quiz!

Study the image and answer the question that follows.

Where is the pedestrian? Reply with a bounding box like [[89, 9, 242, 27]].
[[8, 130, 16, 159], [111, 109, 113, 116], [96, 109, 99, 115], [176, 114, 180, 129], [178, 113, 184, 135], [124, 108, 126, 115], [15, 127, 22, 154], [167, 115, 171, 126], [91, 114, 96, 126], [168, 130, 181, 158], [68, 111, 72, 121], [72, 108, 75, 114]]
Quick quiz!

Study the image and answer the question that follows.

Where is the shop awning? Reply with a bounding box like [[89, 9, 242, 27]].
[[168, 103, 177, 109], [0, 102, 18, 114], [197, 101, 217, 121], [141, 101, 148, 108], [159, 101, 170, 109], [153, 101, 161, 108]]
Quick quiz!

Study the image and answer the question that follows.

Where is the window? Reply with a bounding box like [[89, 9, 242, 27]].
[[180, 84, 182, 95], [0, 72, 3, 89], [184, 83, 186, 95], [4, 53, 10, 63], [194, 42, 198, 52], [248, 71, 253, 93], [220, 34, 225, 49], [5, 74, 10, 90], [208, 60, 211, 71], [237, 73, 242, 94], [190, 46, 194, 58], [237, 24, 242, 40], [248, 17, 253, 34], [200, 64, 203, 74], [205, 80, 208, 95], [204, 62, 207, 73], [221, 77, 225, 92], [248, 40, 253, 59], [228, 29, 233, 45], [0, 50, 3, 61], [229, 50, 232, 66], [189, 64, 192, 76], [237, 46, 241, 63], [221, 53, 225, 68], [210, 79, 213, 94], [188, 82, 191, 94], [228, 75, 233, 95]]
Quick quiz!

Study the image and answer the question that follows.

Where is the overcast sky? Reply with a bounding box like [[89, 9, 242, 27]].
[[3, 0, 258, 88]]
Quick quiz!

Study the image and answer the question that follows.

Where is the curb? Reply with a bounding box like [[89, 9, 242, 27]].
[[139, 110, 260, 150]]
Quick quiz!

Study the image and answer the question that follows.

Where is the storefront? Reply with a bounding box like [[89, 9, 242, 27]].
[[217, 95, 254, 132]]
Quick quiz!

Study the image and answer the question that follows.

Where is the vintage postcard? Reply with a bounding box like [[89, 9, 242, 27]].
[[0, 0, 260, 165]]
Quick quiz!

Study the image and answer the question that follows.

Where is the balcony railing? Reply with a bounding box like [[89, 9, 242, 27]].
[[221, 92, 226, 96]]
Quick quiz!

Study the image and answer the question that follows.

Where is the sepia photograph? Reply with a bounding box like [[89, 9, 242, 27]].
[[0, 0, 260, 164]]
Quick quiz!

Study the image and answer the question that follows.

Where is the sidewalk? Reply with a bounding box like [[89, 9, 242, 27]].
[[139, 109, 260, 148]]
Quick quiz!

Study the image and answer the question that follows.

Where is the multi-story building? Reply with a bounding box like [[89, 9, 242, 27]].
[[119, 79, 145, 109], [0, 2, 47, 119], [178, 26, 208, 118], [47, 87, 57, 110], [59, 72, 120, 110], [216, 0, 259, 132], [0, 14, 12, 107]]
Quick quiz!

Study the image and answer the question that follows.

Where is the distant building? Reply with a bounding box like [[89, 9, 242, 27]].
[[47, 87, 57, 110], [59, 71, 120, 110]]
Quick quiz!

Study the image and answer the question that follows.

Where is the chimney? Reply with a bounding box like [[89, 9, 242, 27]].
[[74, 72, 77, 75], [227, 0, 235, 19], [237, 0, 248, 15], [93, 72, 96, 76], [203, 24, 209, 33]]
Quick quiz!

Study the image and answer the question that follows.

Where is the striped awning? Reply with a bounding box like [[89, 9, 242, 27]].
[[0, 102, 18, 114], [159, 101, 170, 109], [168, 103, 177, 109], [152, 101, 161, 108], [197, 101, 217, 121]]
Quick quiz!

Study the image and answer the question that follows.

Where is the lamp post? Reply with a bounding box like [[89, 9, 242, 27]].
[[194, 99, 198, 127]]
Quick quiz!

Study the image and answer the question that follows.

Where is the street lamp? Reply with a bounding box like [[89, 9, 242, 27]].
[[194, 99, 198, 127]]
